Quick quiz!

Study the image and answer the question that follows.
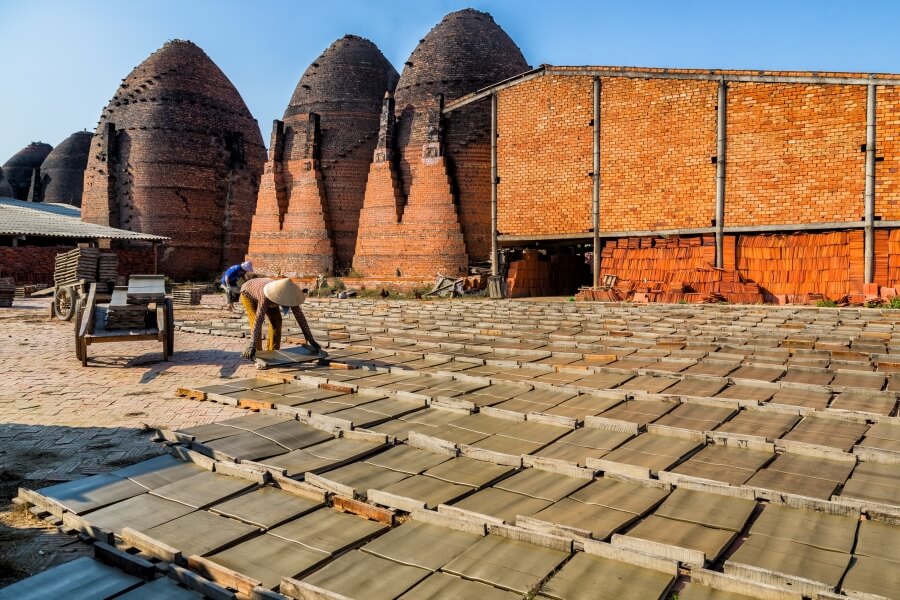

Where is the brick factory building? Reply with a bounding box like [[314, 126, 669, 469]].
[[247, 35, 398, 276], [81, 40, 266, 281], [39, 131, 92, 206], [2, 141, 53, 201], [352, 9, 529, 278], [444, 66, 900, 301]]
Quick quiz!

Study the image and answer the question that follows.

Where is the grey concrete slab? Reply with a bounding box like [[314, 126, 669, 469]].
[[570, 478, 670, 515], [450, 488, 552, 523], [532, 441, 610, 466], [442, 534, 570, 595], [302, 550, 430, 600], [217, 413, 294, 431], [662, 378, 727, 398], [678, 582, 758, 600], [399, 572, 521, 600], [362, 520, 482, 571], [116, 577, 203, 599], [683, 362, 738, 378], [378, 475, 474, 509], [471, 435, 546, 456], [0, 556, 142, 600], [210, 486, 324, 529], [769, 388, 832, 410], [316, 461, 411, 494], [540, 550, 674, 600], [830, 391, 897, 415], [713, 410, 800, 440], [111, 454, 206, 490], [269, 507, 387, 553], [201, 431, 290, 461], [854, 518, 900, 563], [176, 423, 243, 443], [424, 457, 516, 488], [447, 413, 520, 436], [780, 369, 834, 386], [531, 498, 638, 539], [498, 421, 572, 445], [142, 510, 260, 556], [617, 375, 679, 394], [669, 460, 757, 486], [766, 452, 855, 484], [841, 556, 900, 599], [727, 534, 850, 590], [745, 469, 840, 500], [571, 372, 634, 391], [654, 488, 756, 532], [256, 448, 340, 476], [254, 421, 334, 450], [425, 424, 491, 445], [365, 445, 452, 474], [305, 438, 383, 461], [715, 385, 775, 403], [494, 468, 589, 502], [555, 427, 633, 451], [677, 444, 773, 473], [80, 493, 195, 534], [151, 471, 257, 509], [207, 533, 330, 590], [626, 515, 736, 562], [37, 474, 148, 516], [749, 503, 858, 553]]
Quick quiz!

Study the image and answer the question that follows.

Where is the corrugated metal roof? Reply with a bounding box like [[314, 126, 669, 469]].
[[0, 197, 168, 241]]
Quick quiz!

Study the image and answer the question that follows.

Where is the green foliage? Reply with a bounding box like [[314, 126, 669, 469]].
[[816, 299, 837, 308], [887, 296, 900, 309]]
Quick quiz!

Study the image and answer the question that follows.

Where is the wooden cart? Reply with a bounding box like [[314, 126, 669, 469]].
[[74, 282, 174, 366]]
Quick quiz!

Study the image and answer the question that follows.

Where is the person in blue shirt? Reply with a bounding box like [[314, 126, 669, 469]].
[[221, 260, 253, 311]]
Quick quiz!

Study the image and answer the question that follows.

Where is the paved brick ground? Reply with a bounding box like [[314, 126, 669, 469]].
[[0, 297, 257, 585], [0, 298, 251, 481]]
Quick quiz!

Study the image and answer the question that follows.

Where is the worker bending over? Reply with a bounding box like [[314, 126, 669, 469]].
[[239, 277, 320, 360], [221, 260, 253, 312]]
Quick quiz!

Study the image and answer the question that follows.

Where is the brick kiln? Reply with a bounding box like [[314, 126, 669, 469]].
[[81, 40, 266, 281], [352, 9, 529, 277], [2, 141, 53, 201], [39, 131, 92, 206], [247, 35, 398, 276]]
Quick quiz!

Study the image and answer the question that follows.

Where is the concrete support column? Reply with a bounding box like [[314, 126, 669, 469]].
[[592, 77, 601, 287], [715, 78, 727, 269], [864, 83, 877, 284], [490, 92, 499, 277]]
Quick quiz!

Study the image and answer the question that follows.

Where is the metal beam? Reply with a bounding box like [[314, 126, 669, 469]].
[[490, 92, 499, 276], [443, 68, 546, 114], [545, 67, 900, 87], [592, 77, 601, 287], [498, 219, 900, 245], [715, 79, 727, 268], [864, 84, 877, 284]]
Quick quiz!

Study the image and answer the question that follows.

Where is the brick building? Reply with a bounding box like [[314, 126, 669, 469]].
[[2, 141, 53, 201], [445, 66, 900, 300], [247, 35, 398, 276], [352, 9, 529, 277], [39, 131, 92, 206], [81, 40, 266, 281]]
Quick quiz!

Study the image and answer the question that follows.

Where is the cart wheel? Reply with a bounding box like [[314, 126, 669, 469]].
[[74, 299, 84, 362], [53, 286, 77, 321], [164, 298, 175, 359]]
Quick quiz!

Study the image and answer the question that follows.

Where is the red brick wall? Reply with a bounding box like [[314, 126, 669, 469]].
[[0, 245, 155, 285], [877, 85, 900, 220], [496, 72, 897, 237], [497, 75, 593, 236], [601, 78, 717, 231], [726, 83, 866, 226]]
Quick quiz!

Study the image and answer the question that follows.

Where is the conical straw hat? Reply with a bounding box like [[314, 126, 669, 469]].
[[263, 278, 306, 307]]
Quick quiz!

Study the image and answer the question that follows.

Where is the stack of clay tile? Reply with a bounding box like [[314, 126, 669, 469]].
[[506, 250, 552, 298], [887, 230, 900, 289], [597, 236, 759, 304], [737, 231, 862, 302], [0, 277, 14, 307]]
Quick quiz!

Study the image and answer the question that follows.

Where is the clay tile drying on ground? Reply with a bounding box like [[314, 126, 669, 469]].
[[80, 39, 266, 280]]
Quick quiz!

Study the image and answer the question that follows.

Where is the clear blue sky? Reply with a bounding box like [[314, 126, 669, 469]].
[[2, 0, 900, 162]]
